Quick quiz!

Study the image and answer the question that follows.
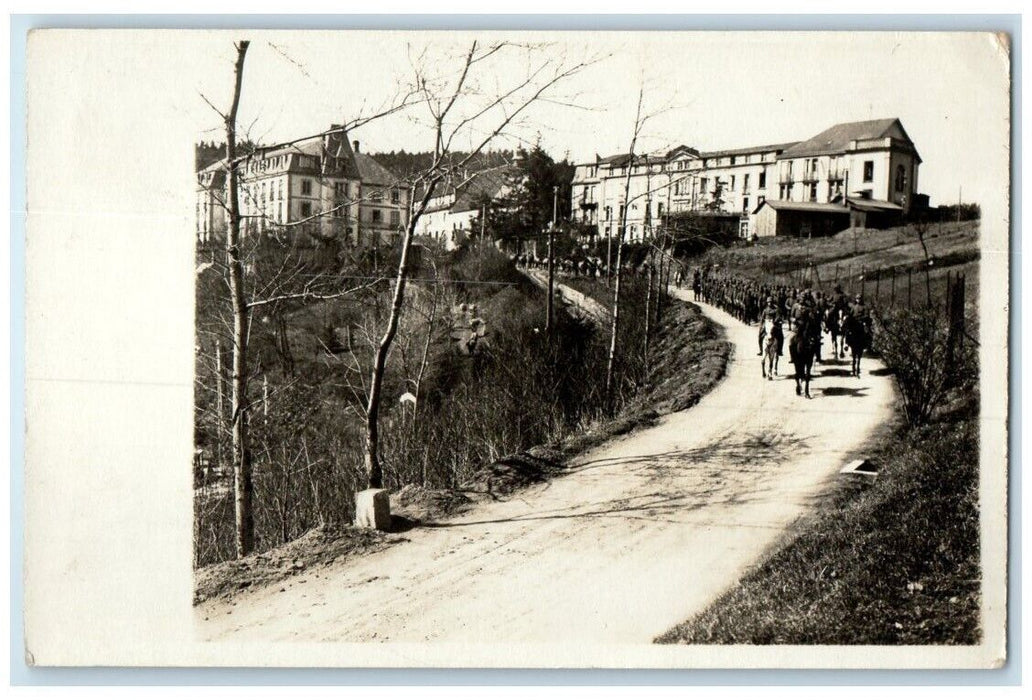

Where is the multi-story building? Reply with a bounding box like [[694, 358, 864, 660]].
[[196, 126, 407, 247], [352, 143, 410, 247], [571, 118, 921, 239], [416, 166, 515, 250]]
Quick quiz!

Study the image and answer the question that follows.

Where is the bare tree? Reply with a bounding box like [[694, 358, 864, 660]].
[[362, 40, 598, 489], [199, 41, 419, 557], [222, 40, 254, 556], [604, 84, 646, 408]]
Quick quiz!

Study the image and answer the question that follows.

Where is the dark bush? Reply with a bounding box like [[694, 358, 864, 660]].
[[874, 306, 976, 426]]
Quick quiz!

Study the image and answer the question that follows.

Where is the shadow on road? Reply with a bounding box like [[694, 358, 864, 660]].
[[420, 432, 813, 530], [820, 386, 870, 398]]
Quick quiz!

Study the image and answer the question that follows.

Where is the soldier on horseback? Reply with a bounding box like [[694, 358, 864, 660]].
[[757, 296, 784, 357]]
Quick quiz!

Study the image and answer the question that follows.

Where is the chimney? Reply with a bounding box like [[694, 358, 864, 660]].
[[352, 140, 360, 153]]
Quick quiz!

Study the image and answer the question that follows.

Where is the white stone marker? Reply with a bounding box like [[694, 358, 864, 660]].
[[355, 488, 392, 531]]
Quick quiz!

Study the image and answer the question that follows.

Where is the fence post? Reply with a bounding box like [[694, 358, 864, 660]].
[[945, 271, 952, 317]]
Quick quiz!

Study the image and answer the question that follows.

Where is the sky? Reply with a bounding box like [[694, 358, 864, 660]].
[[178, 30, 1010, 210]]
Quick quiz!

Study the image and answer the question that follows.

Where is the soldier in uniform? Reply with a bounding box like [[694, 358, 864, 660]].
[[757, 296, 784, 357]]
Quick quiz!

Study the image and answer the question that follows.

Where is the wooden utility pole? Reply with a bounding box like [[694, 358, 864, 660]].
[[546, 185, 557, 333]]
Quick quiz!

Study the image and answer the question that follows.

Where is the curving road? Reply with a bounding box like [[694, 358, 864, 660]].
[[196, 286, 895, 646]]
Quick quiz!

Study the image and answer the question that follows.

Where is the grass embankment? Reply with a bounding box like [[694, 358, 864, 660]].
[[698, 221, 980, 325], [657, 388, 980, 645], [559, 275, 731, 450]]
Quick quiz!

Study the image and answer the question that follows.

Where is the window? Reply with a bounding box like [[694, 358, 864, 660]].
[[301, 179, 312, 195], [743, 197, 749, 212], [699, 177, 708, 194], [300, 201, 312, 217], [895, 164, 907, 192], [372, 209, 383, 223], [758, 169, 766, 189], [657, 202, 664, 219], [731, 175, 736, 191], [863, 160, 874, 183], [390, 210, 400, 226], [758, 195, 765, 207], [391, 189, 400, 204], [743, 173, 750, 192], [730, 156, 736, 165], [809, 182, 818, 202]]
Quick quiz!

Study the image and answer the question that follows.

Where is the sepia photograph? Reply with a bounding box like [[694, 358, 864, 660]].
[[21, 25, 1011, 670]]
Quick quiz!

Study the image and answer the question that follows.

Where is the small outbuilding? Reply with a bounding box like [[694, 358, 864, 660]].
[[751, 200, 851, 238]]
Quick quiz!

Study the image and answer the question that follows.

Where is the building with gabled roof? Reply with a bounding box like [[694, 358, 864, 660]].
[[196, 126, 410, 247], [571, 117, 921, 240], [416, 165, 517, 250], [352, 145, 411, 246]]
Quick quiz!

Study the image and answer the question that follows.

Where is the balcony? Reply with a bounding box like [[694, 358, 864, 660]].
[[801, 171, 820, 183]]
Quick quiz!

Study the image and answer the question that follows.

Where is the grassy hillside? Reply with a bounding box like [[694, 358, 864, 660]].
[[696, 221, 979, 322]]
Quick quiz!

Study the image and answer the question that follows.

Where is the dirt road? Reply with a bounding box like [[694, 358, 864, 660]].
[[196, 288, 895, 645]]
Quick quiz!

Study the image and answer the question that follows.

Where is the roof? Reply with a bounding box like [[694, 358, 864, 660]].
[[755, 197, 904, 216], [260, 126, 361, 179], [844, 197, 903, 212], [420, 165, 517, 215], [353, 152, 402, 187], [595, 149, 683, 167], [700, 142, 799, 159], [451, 166, 514, 213], [755, 200, 850, 215], [779, 118, 914, 159]]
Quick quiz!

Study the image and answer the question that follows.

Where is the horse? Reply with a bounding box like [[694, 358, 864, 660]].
[[760, 318, 780, 380], [788, 314, 819, 398], [841, 312, 871, 377], [825, 306, 844, 359]]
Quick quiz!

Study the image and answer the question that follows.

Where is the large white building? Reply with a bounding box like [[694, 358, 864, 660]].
[[416, 166, 515, 250], [196, 126, 408, 247], [571, 118, 922, 239]]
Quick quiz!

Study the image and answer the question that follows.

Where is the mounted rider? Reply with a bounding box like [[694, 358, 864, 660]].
[[791, 290, 822, 359], [757, 296, 784, 357], [848, 294, 873, 336]]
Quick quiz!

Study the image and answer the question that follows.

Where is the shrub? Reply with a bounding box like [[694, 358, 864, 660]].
[[874, 306, 976, 426]]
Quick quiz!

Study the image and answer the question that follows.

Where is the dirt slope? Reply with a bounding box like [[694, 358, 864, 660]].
[[196, 289, 895, 645]]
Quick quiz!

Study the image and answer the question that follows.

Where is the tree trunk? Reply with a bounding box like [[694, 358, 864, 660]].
[[364, 179, 440, 489], [604, 159, 636, 409], [225, 41, 253, 558], [603, 86, 645, 409], [546, 223, 555, 332], [413, 285, 437, 408], [644, 259, 653, 368]]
